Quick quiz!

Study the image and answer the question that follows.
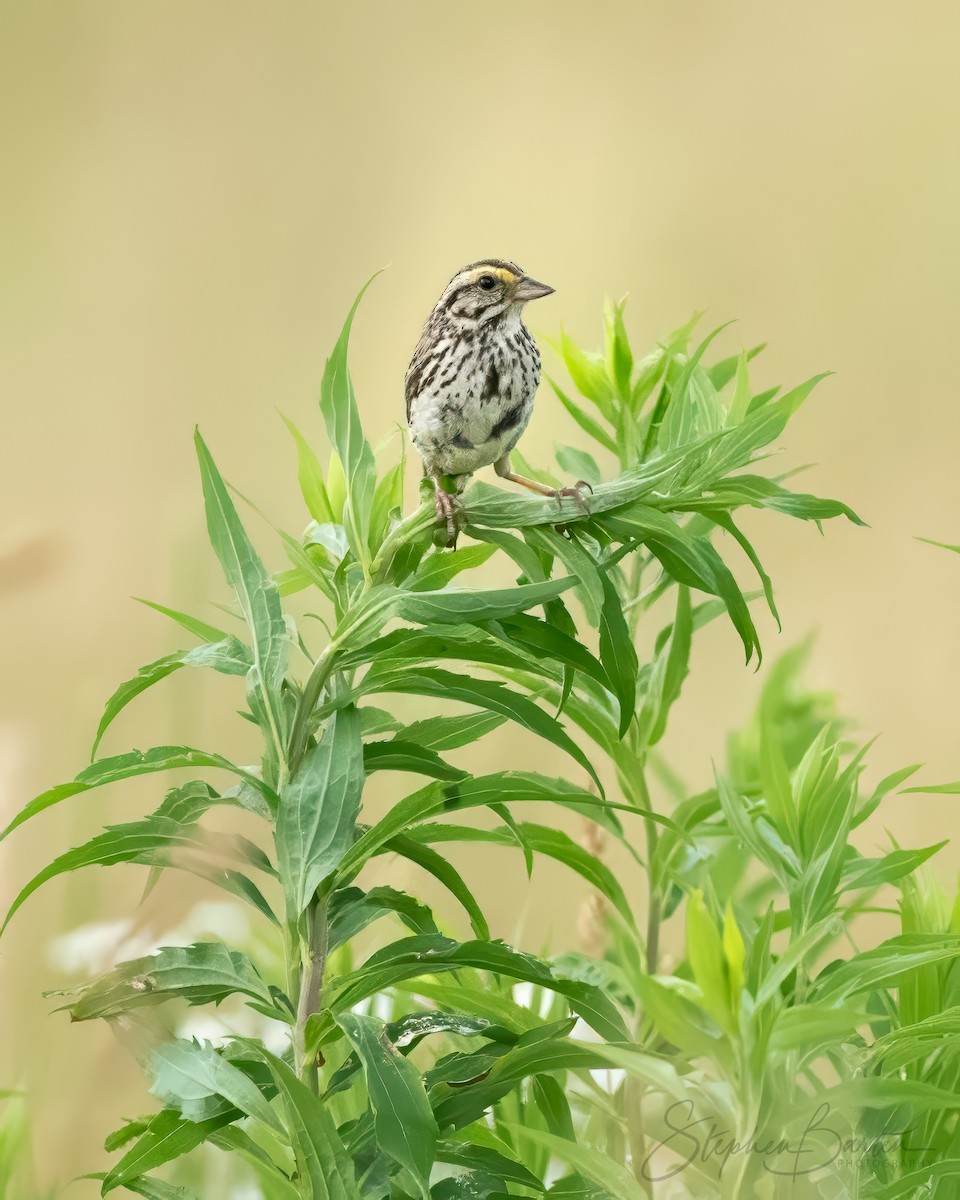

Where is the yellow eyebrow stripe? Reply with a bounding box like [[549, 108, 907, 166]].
[[463, 267, 517, 285]]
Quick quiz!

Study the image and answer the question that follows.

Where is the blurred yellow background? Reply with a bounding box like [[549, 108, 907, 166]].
[[2, 1, 958, 1191]]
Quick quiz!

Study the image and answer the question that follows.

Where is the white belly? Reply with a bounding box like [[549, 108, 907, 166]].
[[407, 311, 541, 478], [410, 387, 533, 476]]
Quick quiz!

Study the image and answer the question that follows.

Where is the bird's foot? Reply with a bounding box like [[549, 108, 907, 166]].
[[550, 479, 594, 513], [433, 479, 465, 548]]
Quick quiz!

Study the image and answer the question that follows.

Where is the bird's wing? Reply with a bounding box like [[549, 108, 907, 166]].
[[404, 329, 435, 424]]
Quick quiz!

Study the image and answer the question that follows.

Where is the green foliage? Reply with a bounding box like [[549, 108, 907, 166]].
[[3, 286, 953, 1200]]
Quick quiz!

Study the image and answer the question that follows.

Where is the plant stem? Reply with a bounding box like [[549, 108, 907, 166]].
[[370, 498, 434, 583], [624, 1074, 654, 1198], [634, 763, 662, 975], [295, 896, 329, 1092]]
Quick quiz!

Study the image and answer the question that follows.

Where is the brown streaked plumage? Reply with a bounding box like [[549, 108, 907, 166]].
[[405, 259, 588, 543]]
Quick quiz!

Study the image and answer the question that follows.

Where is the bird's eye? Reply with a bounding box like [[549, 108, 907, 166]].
[[478, 275, 497, 290]]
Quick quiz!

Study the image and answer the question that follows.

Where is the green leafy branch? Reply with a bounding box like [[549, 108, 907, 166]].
[[6, 283, 941, 1200]]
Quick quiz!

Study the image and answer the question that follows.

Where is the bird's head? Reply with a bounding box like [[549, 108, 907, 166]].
[[437, 260, 554, 325]]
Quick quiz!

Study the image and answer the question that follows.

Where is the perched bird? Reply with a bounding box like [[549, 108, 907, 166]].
[[405, 259, 588, 542]]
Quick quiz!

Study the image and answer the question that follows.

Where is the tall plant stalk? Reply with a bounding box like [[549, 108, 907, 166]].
[[2, 282, 951, 1200]]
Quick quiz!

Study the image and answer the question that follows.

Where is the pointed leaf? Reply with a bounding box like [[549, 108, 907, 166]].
[[92, 638, 252, 757], [149, 1039, 284, 1135], [277, 705, 365, 917], [318, 278, 381, 566], [281, 414, 336, 524], [1, 745, 277, 842], [195, 431, 288, 757], [338, 1011, 438, 1187], [598, 572, 637, 736], [263, 1052, 363, 1200]]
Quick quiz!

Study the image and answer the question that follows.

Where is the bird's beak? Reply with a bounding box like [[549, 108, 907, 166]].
[[513, 275, 555, 302]]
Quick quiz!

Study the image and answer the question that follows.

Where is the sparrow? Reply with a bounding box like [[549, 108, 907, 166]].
[[405, 259, 587, 542]]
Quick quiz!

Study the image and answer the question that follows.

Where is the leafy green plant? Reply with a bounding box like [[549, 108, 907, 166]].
[[4, 282, 952, 1200]]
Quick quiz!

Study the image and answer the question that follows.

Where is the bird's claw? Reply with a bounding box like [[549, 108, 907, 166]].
[[553, 479, 593, 512], [433, 483, 465, 548]]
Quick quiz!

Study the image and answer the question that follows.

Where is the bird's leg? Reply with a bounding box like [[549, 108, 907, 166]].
[[432, 475, 465, 547], [494, 455, 593, 511]]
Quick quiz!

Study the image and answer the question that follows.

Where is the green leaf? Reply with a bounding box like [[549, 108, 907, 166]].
[[547, 378, 618, 454], [326, 451, 347, 520], [99, 1170, 200, 1199], [605, 504, 759, 663], [758, 718, 798, 845], [396, 575, 577, 626], [277, 705, 365, 918], [532, 1074, 576, 1142], [916, 536, 960, 555], [370, 452, 406, 552], [495, 614, 610, 691], [559, 332, 616, 419], [701, 372, 832, 480], [841, 842, 947, 893], [725, 348, 752, 425], [262, 1051, 363, 1200], [685, 890, 732, 1031], [811, 935, 960, 1001], [338, 773, 587, 882], [318, 278, 381, 567], [555, 445, 602, 486], [409, 544, 498, 591], [638, 587, 692, 748], [524, 527, 603, 627], [708, 343, 765, 394], [194, 430, 288, 760], [436, 1141, 543, 1192], [386, 834, 490, 938], [3, 816, 208, 930], [903, 780, 960, 795], [769, 1002, 873, 1053], [633, 972, 726, 1059], [364, 740, 466, 782], [853, 763, 922, 827], [714, 772, 797, 889], [149, 1039, 284, 1135], [330, 936, 629, 1042], [603, 297, 633, 401], [133, 597, 232, 644], [502, 1125, 645, 1200], [395, 981, 543, 1035], [327, 1014, 514, 1101], [281, 414, 336, 524], [208, 1127, 300, 1199], [659, 362, 726, 452], [429, 1033, 606, 1130], [685, 473, 863, 527], [709, 511, 781, 628], [92, 637, 252, 757], [1, 745, 277, 843], [598, 572, 638, 737], [868, 1162, 960, 1200], [328, 886, 439, 948], [411, 820, 635, 929], [340, 625, 541, 680], [753, 916, 841, 1006], [361, 668, 602, 792], [337, 1011, 438, 1188], [394, 711, 507, 752], [56, 942, 279, 1022], [99, 1109, 234, 1194]]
